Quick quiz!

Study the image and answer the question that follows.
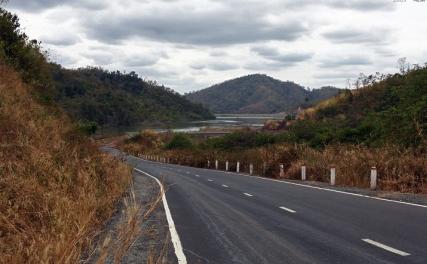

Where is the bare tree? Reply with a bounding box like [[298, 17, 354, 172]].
[[397, 57, 409, 74]]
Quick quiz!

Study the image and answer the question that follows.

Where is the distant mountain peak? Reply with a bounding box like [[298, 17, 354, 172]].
[[185, 74, 340, 114]]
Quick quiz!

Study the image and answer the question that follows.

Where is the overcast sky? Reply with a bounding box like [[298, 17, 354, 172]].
[[4, 0, 427, 93]]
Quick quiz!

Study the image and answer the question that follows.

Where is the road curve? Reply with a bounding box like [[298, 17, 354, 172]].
[[124, 155, 427, 264]]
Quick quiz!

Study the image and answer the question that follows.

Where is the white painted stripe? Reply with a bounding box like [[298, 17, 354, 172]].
[[133, 156, 427, 209], [362, 239, 410, 256], [222, 185, 229, 188], [279, 206, 296, 213], [195, 174, 200, 177], [134, 168, 187, 263], [208, 179, 213, 182], [243, 193, 253, 197]]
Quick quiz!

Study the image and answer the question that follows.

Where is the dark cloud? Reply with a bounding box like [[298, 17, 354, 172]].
[[82, 7, 307, 45], [251, 46, 314, 66], [323, 28, 391, 45], [124, 56, 159, 68], [190, 63, 206, 70], [206, 62, 239, 71], [40, 34, 80, 46], [314, 72, 357, 79], [330, 0, 393, 11], [319, 56, 372, 68], [285, 0, 393, 11], [210, 50, 227, 57], [6, 0, 107, 12]]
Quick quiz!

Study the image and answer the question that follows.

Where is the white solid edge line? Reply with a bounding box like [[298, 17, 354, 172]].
[[279, 206, 296, 213], [362, 239, 410, 256], [244, 193, 253, 197], [134, 168, 187, 264], [133, 157, 427, 209]]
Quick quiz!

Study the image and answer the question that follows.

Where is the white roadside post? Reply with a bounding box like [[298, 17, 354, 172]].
[[280, 164, 284, 177], [215, 160, 218, 170], [371, 166, 377, 190], [226, 161, 229, 171], [330, 166, 336, 186], [301, 164, 307, 181], [207, 160, 210, 168], [249, 163, 254, 175], [236, 161, 240, 173], [263, 162, 267, 175]]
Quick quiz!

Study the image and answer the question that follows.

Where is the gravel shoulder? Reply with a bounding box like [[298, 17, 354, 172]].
[[91, 147, 177, 264]]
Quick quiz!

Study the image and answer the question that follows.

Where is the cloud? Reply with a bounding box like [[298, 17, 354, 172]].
[[124, 56, 159, 68], [251, 46, 314, 66], [210, 50, 227, 57], [81, 4, 308, 45], [190, 63, 206, 70], [330, 0, 394, 11], [314, 72, 358, 80], [319, 56, 372, 68], [285, 0, 394, 11], [206, 62, 239, 71], [6, 0, 107, 12], [323, 28, 392, 45], [40, 33, 80, 46], [5, 0, 424, 94]]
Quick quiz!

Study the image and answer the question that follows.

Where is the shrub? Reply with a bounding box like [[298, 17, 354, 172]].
[[165, 134, 193, 150]]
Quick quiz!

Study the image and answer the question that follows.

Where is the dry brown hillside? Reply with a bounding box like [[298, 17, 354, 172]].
[[0, 65, 131, 263]]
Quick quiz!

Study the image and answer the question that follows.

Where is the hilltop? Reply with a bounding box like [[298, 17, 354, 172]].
[[51, 65, 214, 128], [185, 74, 340, 114]]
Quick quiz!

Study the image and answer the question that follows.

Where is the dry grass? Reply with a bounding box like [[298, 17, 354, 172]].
[[94, 178, 166, 264], [0, 65, 132, 263], [291, 145, 427, 193], [133, 142, 427, 194]]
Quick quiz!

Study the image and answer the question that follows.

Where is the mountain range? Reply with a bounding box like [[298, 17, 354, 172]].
[[185, 74, 340, 114]]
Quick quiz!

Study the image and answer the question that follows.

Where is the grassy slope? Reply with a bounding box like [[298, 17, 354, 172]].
[[0, 65, 131, 262]]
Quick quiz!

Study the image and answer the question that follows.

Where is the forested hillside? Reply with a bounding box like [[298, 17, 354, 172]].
[[185, 74, 340, 113], [51, 65, 214, 128], [294, 66, 427, 148]]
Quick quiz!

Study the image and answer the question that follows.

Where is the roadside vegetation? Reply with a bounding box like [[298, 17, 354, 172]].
[[121, 64, 427, 194], [0, 66, 131, 262], [0, 6, 152, 262]]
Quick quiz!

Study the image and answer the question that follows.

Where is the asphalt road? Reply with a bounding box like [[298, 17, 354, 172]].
[[124, 155, 427, 264]]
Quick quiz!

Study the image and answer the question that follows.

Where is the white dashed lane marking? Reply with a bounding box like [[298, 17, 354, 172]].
[[243, 193, 253, 197], [208, 179, 213, 182], [279, 206, 296, 213], [222, 185, 229, 188], [362, 239, 410, 256]]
